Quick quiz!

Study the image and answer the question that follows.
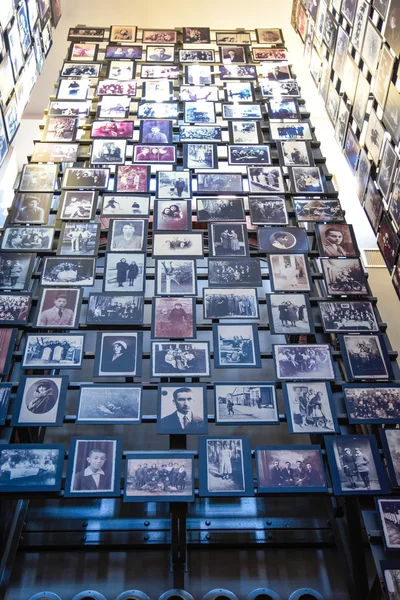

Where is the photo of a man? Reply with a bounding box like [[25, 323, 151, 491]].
[[319, 225, 355, 257], [158, 386, 207, 434], [68, 439, 119, 496], [37, 289, 79, 328], [73, 448, 110, 491]]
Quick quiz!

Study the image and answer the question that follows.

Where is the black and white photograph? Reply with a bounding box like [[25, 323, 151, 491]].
[[41, 258, 95, 287], [351, 0, 369, 53], [115, 165, 150, 193], [35, 288, 81, 329], [157, 384, 207, 434], [151, 341, 211, 378], [108, 219, 147, 253], [334, 99, 350, 148], [204, 288, 259, 320], [11, 376, 68, 427], [325, 434, 389, 494], [377, 499, 400, 550], [289, 166, 326, 194], [393, 255, 400, 301], [0, 253, 36, 291], [154, 200, 191, 231], [273, 344, 335, 380], [22, 333, 85, 369], [77, 385, 142, 424], [152, 296, 196, 339], [146, 46, 175, 62], [180, 85, 219, 102], [216, 32, 251, 45], [19, 164, 58, 192], [1, 227, 54, 252], [124, 452, 195, 503], [0, 114, 9, 169], [228, 121, 262, 144], [341, 0, 358, 24], [196, 197, 245, 222], [110, 25, 136, 42], [378, 214, 400, 272], [104, 253, 146, 293], [331, 26, 349, 79], [382, 562, 400, 600], [208, 258, 262, 288], [87, 293, 144, 325], [390, 170, 400, 230], [183, 27, 210, 43], [373, 45, 393, 109], [248, 167, 285, 193], [320, 257, 368, 295], [134, 145, 176, 164], [248, 196, 288, 225], [209, 223, 249, 257], [197, 173, 243, 194], [10, 193, 52, 225], [315, 223, 359, 258], [94, 332, 142, 377], [258, 226, 308, 254], [137, 101, 178, 120], [261, 80, 301, 99], [179, 49, 214, 63], [365, 109, 385, 165], [152, 233, 204, 259], [269, 122, 313, 141], [214, 383, 279, 425], [97, 96, 130, 119], [267, 99, 300, 121], [61, 62, 101, 78], [213, 323, 261, 368], [156, 171, 191, 199], [141, 64, 179, 80], [0, 444, 64, 492], [198, 437, 253, 497], [220, 45, 247, 63], [179, 125, 222, 143], [155, 259, 197, 295], [107, 60, 136, 81], [90, 139, 127, 165], [57, 223, 99, 257], [269, 254, 312, 292], [224, 82, 254, 102], [339, 334, 394, 380], [222, 104, 262, 120], [0, 293, 31, 325], [42, 116, 77, 142], [228, 145, 271, 166], [318, 300, 379, 333], [266, 293, 313, 335], [183, 144, 217, 169], [219, 65, 257, 80], [101, 195, 150, 218], [293, 199, 345, 222], [256, 27, 284, 43], [0, 384, 12, 426], [278, 140, 313, 166], [68, 27, 105, 42], [344, 128, 361, 174], [256, 446, 327, 493], [62, 167, 110, 190], [56, 78, 89, 100], [380, 429, 400, 488], [184, 65, 213, 85], [283, 381, 338, 434], [355, 149, 371, 203], [31, 142, 79, 163], [105, 44, 142, 60], [261, 63, 292, 81], [65, 437, 122, 497], [343, 384, 400, 424], [377, 139, 397, 200], [57, 191, 98, 220]]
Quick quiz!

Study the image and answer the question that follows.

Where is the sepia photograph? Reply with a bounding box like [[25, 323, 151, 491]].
[[380, 429, 400, 488], [110, 25, 136, 42], [256, 28, 284, 43], [0, 292, 31, 325], [197, 173, 243, 194], [22, 333, 85, 369], [97, 79, 136, 98], [69, 42, 98, 61], [68, 27, 105, 42], [156, 171, 191, 199], [213, 323, 261, 368], [208, 258, 262, 288], [293, 199, 345, 223], [19, 164, 58, 193], [339, 334, 394, 380], [0, 444, 64, 492], [0, 384, 12, 426], [157, 384, 207, 434], [77, 384, 142, 424], [269, 254, 312, 292], [1, 227, 54, 252], [377, 499, 400, 551], [10, 193, 52, 225], [152, 232, 203, 259], [209, 223, 248, 257], [248, 196, 288, 225], [32, 142, 79, 163], [152, 296, 196, 339], [274, 344, 335, 380], [283, 381, 338, 434], [142, 29, 177, 43], [320, 257, 368, 295], [183, 27, 210, 43], [0, 253, 36, 291], [94, 332, 142, 377], [248, 166, 285, 193], [343, 384, 400, 424], [155, 259, 197, 295], [199, 437, 253, 496], [35, 288, 81, 329], [114, 165, 149, 193], [204, 288, 259, 320], [42, 116, 77, 142], [57, 222, 99, 257], [258, 226, 308, 254], [197, 197, 245, 222], [12, 375, 68, 427], [108, 219, 147, 253], [315, 223, 359, 258], [87, 292, 143, 325], [318, 300, 379, 333], [266, 293, 313, 335], [214, 383, 279, 425], [101, 194, 150, 218], [104, 253, 146, 293], [41, 257, 96, 287], [228, 121, 262, 144], [151, 341, 211, 377]]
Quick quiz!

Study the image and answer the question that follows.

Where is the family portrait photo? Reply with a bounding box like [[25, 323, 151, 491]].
[[343, 384, 400, 423], [318, 300, 379, 333], [208, 258, 262, 288], [204, 288, 259, 319], [248, 196, 288, 225], [87, 293, 144, 325]]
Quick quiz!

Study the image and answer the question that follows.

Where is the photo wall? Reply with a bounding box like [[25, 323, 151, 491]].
[[0, 0, 61, 169], [292, 0, 400, 300]]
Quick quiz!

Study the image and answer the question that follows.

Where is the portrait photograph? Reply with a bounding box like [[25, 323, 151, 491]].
[[248, 196, 288, 226], [153, 200, 191, 231], [273, 344, 335, 380], [315, 223, 359, 258], [266, 293, 313, 335], [11, 375, 68, 427], [216, 32, 251, 45], [209, 223, 249, 257], [204, 288, 259, 320], [380, 429, 400, 488], [0, 444, 64, 492], [224, 82, 254, 102], [91, 140, 127, 165], [97, 79, 137, 96], [0, 253, 36, 291], [156, 171, 191, 199], [42, 116, 77, 142], [377, 499, 400, 550], [219, 65, 257, 80], [220, 45, 247, 64], [41, 258, 96, 287], [68, 27, 105, 42], [141, 64, 179, 80], [197, 197, 245, 222], [56, 78, 89, 100], [343, 384, 400, 424], [228, 145, 271, 166], [155, 259, 197, 295], [256, 27, 284, 43], [108, 219, 147, 253], [115, 165, 149, 193], [87, 292, 143, 325], [321, 258, 367, 296], [94, 332, 142, 377], [104, 253, 146, 293], [152, 232, 203, 259], [101, 194, 150, 218], [105, 44, 142, 60], [4, 96, 19, 144], [351, 0, 369, 53], [228, 121, 262, 144], [1, 227, 54, 252], [107, 60, 136, 81], [339, 334, 394, 380], [77, 384, 142, 424], [62, 167, 110, 190], [65, 437, 122, 497], [293, 199, 345, 223], [268, 254, 312, 292], [19, 164, 58, 193], [110, 25, 136, 42], [58, 191, 97, 221], [32, 142, 79, 163], [183, 27, 210, 43], [258, 226, 308, 254], [214, 383, 279, 425], [124, 452, 195, 503], [378, 214, 400, 272], [269, 122, 313, 141], [140, 119, 173, 144], [377, 139, 397, 201], [10, 193, 52, 225], [325, 434, 389, 494], [208, 258, 262, 288], [35, 288, 81, 329], [151, 341, 211, 377], [180, 85, 219, 102], [69, 42, 98, 61], [213, 323, 261, 369], [222, 104, 262, 120], [152, 296, 196, 339], [283, 381, 339, 434], [256, 446, 327, 493], [134, 144, 176, 164], [57, 222, 99, 257], [179, 49, 214, 63], [248, 167, 285, 194], [142, 30, 177, 44], [157, 384, 207, 434], [318, 300, 379, 333], [0, 384, 12, 426], [199, 437, 253, 497]]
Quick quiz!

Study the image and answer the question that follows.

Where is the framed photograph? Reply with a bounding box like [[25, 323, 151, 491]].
[[179, 125, 220, 144], [273, 344, 335, 380], [380, 429, 400, 488], [256, 446, 327, 493], [390, 170, 400, 230], [0, 253, 36, 291], [62, 167, 109, 190], [277, 141, 313, 167], [77, 384, 142, 424], [152, 232, 203, 259], [41, 257, 95, 287], [96, 79, 137, 96], [228, 145, 271, 166], [124, 452, 195, 503], [197, 173, 243, 194], [19, 164, 58, 193], [3, 95, 20, 144], [228, 121, 263, 144], [213, 323, 261, 369], [266, 293, 313, 335], [142, 29, 177, 43], [65, 437, 122, 497], [269, 254, 312, 292], [105, 44, 142, 60], [320, 257, 368, 296], [31, 143, 79, 163], [377, 499, 400, 551], [11, 376, 68, 427], [22, 333, 85, 369], [68, 27, 105, 42], [385, 0, 400, 56], [256, 28, 284, 44], [266, 99, 299, 121], [0, 56, 14, 107], [0, 113, 9, 169], [56, 78, 89, 101], [143, 80, 174, 102], [110, 25, 136, 42], [137, 101, 178, 120], [339, 334, 394, 381], [140, 64, 180, 80], [134, 144, 176, 164], [150, 341, 211, 378], [209, 223, 248, 257], [248, 196, 288, 225], [156, 171, 191, 199], [101, 194, 150, 218], [49, 100, 91, 118], [179, 49, 214, 63], [69, 42, 98, 61], [197, 197, 245, 222], [0, 444, 64, 492], [204, 288, 259, 320], [378, 213, 400, 272], [325, 434, 389, 494], [35, 288, 81, 328], [214, 382, 278, 425], [180, 85, 219, 102], [224, 82, 254, 102], [0, 384, 12, 426], [152, 296, 196, 339], [208, 258, 262, 288], [319, 300, 379, 333], [0, 292, 31, 325], [57, 222, 99, 257], [377, 140, 398, 201], [42, 117, 77, 142], [343, 384, 400, 424], [365, 109, 385, 165], [219, 65, 257, 80], [87, 293, 143, 325], [10, 193, 51, 225], [315, 223, 359, 258], [269, 122, 313, 141], [154, 200, 191, 231], [198, 437, 253, 497], [351, 0, 369, 53], [157, 384, 207, 434], [258, 226, 308, 254], [283, 381, 338, 434], [107, 60, 136, 81], [362, 20, 382, 75], [115, 165, 149, 193], [91, 120, 134, 140], [293, 199, 345, 223], [373, 46, 393, 110], [108, 219, 147, 253], [220, 45, 247, 64], [183, 144, 217, 169], [355, 148, 371, 203], [104, 253, 146, 293], [94, 332, 142, 377], [393, 256, 400, 300], [57, 191, 97, 221], [183, 27, 210, 43], [155, 259, 197, 296], [222, 104, 262, 120], [252, 47, 288, 61], [260, 63, 292, 81], [289, 166, 326, 194], [139, 119, 173, 144], [184, 101, 215, 124], [7, 21, 24, 79], [216, 32, 251, 45], [335, 99, 350, 149], [61, 62, 101, 78], [1, 227, 54, 252]]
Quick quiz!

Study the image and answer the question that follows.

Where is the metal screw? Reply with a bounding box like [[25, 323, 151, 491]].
[[205, 533, 211, 540], [267, 533, 273, 540], [266, 519, 272, 526], [205, 520, 211, 526], [82, 521, 88, 528], [144, 521, 150, 527], [81, 534, 86, 541], [143, 534, 149, 541]]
